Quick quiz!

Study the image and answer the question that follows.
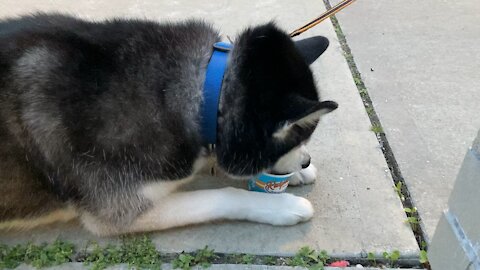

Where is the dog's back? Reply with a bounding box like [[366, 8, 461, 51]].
[[0, 14, 219, 229]]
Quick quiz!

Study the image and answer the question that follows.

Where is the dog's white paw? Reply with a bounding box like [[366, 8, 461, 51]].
[[246, 193, 314, 226], [288, 164, 317, 186], [269, 194, 314, 225]]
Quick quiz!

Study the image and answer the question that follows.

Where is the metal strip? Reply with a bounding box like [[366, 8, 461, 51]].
[[444, 209, 480, 269]]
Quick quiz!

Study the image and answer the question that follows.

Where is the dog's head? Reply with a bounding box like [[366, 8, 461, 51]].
[[216, 22, 337, 178]]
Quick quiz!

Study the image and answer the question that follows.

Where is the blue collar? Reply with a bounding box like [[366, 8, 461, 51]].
[[201, 42, 232, 144]]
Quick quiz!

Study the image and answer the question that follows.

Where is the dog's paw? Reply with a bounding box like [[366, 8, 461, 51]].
[[247, 193, 314, 226], [269, 194, 314, 225], [288, 164, 317, 186]]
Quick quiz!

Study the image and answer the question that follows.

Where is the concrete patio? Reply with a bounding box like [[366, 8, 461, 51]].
[[1, 0, 479, 269], [331, 0, 480, 242]]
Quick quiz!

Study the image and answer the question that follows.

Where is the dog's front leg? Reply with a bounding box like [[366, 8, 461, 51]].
[[130, 187, 313, 233], [90, 187, 313, 235]]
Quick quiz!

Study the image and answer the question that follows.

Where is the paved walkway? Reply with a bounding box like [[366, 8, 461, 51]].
[[6, 0, 470, 268], [331, 0, 480, 241]]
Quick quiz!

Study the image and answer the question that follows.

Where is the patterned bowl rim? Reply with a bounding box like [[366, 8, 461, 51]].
[[261, 172, 295, 178]]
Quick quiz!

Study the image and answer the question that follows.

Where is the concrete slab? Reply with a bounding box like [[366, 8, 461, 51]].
[[330, 0, 480, 240], [0, 0, 418, 257]]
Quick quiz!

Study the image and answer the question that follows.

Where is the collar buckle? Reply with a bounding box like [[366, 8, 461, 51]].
[[213, 42, 232, 52]]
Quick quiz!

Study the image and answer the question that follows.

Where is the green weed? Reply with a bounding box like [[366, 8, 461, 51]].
[[382, 250, 400, 266], [0, 240, 74, 269], [83, 236, 161, 270], [370, 123, 383, 133], [367, 252, 376, 266], [172, 254, 195, 270], [394, 182, 405, 202], [263, 256, 276, 265], [172, 246, 217, 270], [286, 246, 328, 270], [404, 207, 420, 231], [419, 250, 428, 264], [366, 106, 374, 116]]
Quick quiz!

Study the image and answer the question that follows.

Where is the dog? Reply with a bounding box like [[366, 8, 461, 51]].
[[0, 13, 337, 236]]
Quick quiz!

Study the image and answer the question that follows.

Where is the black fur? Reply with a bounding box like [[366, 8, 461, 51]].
[[0, 14, 335, 227], [217, 24, 333, 175]]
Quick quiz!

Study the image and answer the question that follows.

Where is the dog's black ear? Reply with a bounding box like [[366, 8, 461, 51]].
[[288, 99, 338, 126], [294, 36, 329, 65], [274, 97, 338, 140]]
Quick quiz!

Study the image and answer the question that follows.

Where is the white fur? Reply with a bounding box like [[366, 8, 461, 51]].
[[0, 206, 78, 231], [130, 187, 313, 234], [273, 145, 310, 173], [83, 187, 313, 236], [272, 122, 291, 140], [288, 164, 317, 186], [295, 109, 325, 128], [273, 108, 330, 141], [81, 153, 314, 236]]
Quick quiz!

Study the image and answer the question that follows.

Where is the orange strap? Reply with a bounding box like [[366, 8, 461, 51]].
[[290, 0, 356, 37]]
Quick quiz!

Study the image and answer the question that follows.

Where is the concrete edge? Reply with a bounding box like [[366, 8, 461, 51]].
[[17, 262, 423, 270]]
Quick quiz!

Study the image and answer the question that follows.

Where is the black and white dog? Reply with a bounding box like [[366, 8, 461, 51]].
[[0, 14, 337, 235]]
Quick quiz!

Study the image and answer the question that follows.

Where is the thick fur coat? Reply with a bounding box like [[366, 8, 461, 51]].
[[0, 14, 337, 235]]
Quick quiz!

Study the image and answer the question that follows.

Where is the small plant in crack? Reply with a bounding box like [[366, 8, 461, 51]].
[[172, 246, 217, 270], [286, 246, 328, 269], [318, 250, 330, 265], [240, 254, 254, 264], [83, 243, 123, 270], [370, 123, 384, 133], [366, 106, 374, 116], [367, 252, 377, 266], [382, 250, 400, 267], [354, 77, 362, 86], [193, 245, 216, 268], [228, 253, 255, 265], [172, 253, 195, 270], [263, 256, 277, 265], [419, 250, 428, 264], [83, 236, 162, 270], [394, 182, 405, 202], [0, 240, 75, 269], [419, 240, 429, 264], [404, 207, 420, 231]]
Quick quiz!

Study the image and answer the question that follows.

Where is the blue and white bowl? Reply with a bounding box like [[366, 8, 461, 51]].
[[248, 172, 294, 193]]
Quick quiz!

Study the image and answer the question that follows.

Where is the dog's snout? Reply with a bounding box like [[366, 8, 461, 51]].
[[301, 157, 311, 169]]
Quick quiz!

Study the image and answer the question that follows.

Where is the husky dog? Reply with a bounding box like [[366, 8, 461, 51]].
[[0, 14, 337, 235]]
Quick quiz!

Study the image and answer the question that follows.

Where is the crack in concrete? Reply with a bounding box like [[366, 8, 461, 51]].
[[322, 0, 430, 269]]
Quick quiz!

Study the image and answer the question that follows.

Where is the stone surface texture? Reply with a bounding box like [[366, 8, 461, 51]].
[[330, 0, 480, 240], [0, 0, 417, 258]]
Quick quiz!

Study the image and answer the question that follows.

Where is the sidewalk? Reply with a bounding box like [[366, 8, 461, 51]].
[[330, 0, 480, 241], [0, 0, 425, 269]]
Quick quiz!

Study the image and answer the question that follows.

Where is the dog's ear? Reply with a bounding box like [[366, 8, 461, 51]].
[[294, 36, 329, 65], [288, 99, 338, 127], [273, 97, 337, 140]]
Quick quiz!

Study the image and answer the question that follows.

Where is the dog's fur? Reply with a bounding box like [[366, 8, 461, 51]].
[[0, 14, 337, 235]]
